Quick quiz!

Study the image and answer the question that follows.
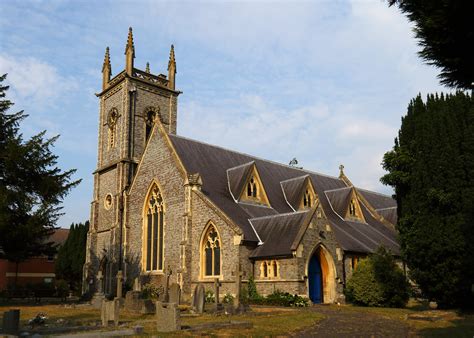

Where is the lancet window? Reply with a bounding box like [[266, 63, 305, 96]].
[[107, 109, 118, 149], [144, 184, 164, 271]]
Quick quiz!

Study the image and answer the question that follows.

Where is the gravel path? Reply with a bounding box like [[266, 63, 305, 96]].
[[294, 305, 410, 337]]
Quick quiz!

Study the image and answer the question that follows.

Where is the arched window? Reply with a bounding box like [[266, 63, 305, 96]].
[[273, 260, 278, 277], [202, 224, 221, 277], [247, 177, 257, 198], [144, 184, 164, 271], [107, 109, 118, 149], [145, 110, 156, 143]]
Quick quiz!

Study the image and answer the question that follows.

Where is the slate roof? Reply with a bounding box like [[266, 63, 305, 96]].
[[168, 134, 399, 257]]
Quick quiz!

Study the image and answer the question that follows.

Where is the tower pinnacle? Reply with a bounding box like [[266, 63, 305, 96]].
[[168, 44, 176, 90], [125, 27, 135, 75], [102, 47, 111, 90]]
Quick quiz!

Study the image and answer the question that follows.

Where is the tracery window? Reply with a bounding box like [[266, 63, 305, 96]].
[[202, 224, 221, 277], [107, 109, 118, 149], [247, 176, 258, 198], [144, 184, 164, 271]]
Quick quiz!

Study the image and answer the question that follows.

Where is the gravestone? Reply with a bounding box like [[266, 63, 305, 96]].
[[156, 301, 181, 332], [192, 284, 205, 314], [101, 298, 120, 326], [169, 283, 181, 305], [124, 290, 142, 312], [164, 266, 172, 302], [2, 309, 20, 335], [234, 263, 246, 313], [141, 299, 156, 314]]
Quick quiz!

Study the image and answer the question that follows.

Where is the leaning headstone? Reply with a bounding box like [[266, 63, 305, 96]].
[[156, 301, 181, 332], [101, 298, 120, 326], [2, 309, 20, 335], [192, 284, 205, 314], [169, 283, 181, 305]]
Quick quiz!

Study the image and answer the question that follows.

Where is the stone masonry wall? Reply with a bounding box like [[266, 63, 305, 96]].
[[125, 124, 185, 291], [190, 192, 241, 301]]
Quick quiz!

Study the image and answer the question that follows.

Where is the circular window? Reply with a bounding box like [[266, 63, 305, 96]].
[[104, 194, 113, 210]]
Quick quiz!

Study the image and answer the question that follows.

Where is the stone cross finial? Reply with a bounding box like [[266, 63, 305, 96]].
[[339, 164, 345, 178]]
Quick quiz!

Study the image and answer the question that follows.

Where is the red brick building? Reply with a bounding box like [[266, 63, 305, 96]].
[[0, 228, 69, 290]]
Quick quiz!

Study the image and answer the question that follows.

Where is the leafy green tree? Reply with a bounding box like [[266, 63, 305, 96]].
[[55, 221, 89, 291], [382, 92, 474, 308], [345, 247, 409, 308], [388, 1, 474, 89], [0, 74, 80, 278]]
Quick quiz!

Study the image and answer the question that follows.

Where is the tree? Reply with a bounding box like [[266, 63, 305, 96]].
[[345, 247, 409, 308], [55, 221, 89, 291], [381, 92, 474, 308], [0, 74, 81, 273], [388, 1, 474, 89]]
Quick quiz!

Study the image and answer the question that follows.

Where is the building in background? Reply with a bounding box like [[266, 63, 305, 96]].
[[0, 228, 69, 290]]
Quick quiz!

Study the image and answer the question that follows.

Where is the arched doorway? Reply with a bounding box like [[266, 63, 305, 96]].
[[307, 245, 337, 304], [308, 254, 323, 303]]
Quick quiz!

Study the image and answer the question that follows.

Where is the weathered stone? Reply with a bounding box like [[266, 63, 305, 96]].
[[169, 283, 181, 305], [156, 301, 181, 332], [2, 309, 20, 335], [101, 298, 120, 326]]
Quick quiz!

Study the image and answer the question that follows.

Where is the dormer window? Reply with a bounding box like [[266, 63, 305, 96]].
[[247, 177, 258, 198], [345, 192, 366, 222]]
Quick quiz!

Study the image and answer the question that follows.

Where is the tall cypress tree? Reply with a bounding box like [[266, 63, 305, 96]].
[[382, 92, 474, 308]]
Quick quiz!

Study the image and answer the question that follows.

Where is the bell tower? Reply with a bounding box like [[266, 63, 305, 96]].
[[84, 27, 180, 297]]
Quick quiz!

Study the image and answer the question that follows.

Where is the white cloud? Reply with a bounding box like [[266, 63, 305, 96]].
[[0, 54, 77, 109]]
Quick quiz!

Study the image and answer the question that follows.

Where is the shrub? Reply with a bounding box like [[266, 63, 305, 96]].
[[264, 290, 309, 307], [205, 290, 215, 303], [223, 293, 234, 304], [140, 283, 162, 300], [247, 276, 259, 300], [345, 247, 409, 308]]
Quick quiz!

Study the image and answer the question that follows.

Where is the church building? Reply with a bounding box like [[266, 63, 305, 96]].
[[83, 28, 399, 304]]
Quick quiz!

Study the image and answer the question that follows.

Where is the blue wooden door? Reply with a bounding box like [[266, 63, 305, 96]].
[[308, 254, 323, 303]]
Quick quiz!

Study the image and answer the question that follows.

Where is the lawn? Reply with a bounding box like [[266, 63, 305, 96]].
[[0, 303, 324, 336]]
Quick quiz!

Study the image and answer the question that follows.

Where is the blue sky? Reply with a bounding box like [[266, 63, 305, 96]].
[[0, 0, 446, 228]]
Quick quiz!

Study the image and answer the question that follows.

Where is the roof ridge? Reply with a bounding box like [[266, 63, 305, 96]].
[[324, 186, 353, 193], [168, 134, 342, 180], [249, 210, 308, 221], [237, 201, 275, 209], [280, 175, 310, 184], [227, 161, 255, 172], [375, 206, 397, 211], [357, 187, 394, 199]]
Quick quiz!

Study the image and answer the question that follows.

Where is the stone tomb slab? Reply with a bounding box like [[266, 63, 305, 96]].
[[101, 298, 120, 326]]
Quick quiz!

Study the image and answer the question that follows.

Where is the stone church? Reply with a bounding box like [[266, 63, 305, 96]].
[[83, 28, 399, 304]]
